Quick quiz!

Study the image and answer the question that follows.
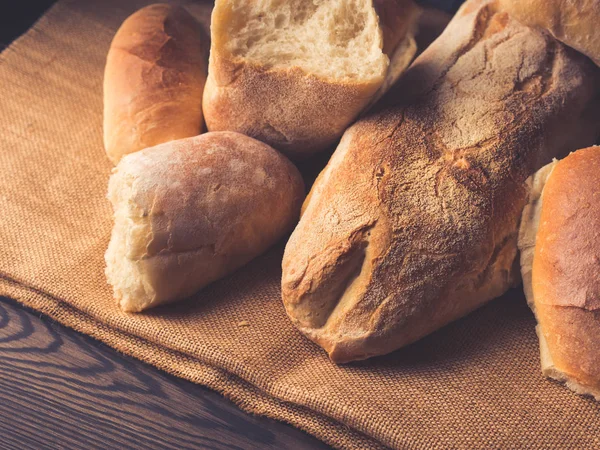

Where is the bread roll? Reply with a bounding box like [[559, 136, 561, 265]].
[[281, 0, 600, 363], [103, 4, 208, 164], [202, 0, 419, 160], [105, 132, 304, 312], [518, 147, 600, 401], [498, 0, 600, 67]]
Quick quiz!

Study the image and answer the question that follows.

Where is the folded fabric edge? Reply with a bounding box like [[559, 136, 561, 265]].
[[0, 274, 386, 450]]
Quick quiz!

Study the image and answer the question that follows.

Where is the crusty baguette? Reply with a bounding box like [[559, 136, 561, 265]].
[[202, 0, 419, 160], [103, 4, 208, 165], [105, 132, 304, 312], [281, 0, 600, 363], [498, 0, 600, 67], [518, 147, 600, 401]]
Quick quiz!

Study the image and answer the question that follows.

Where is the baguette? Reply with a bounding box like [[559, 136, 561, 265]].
[[202, 0, 419, 160], [281, 0, 600, 363], [103, 4, 208, 164], [518, 147, 600, 401], [105, 132, 304, 312]]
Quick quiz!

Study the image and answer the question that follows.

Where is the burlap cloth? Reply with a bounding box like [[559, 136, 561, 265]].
[[1, 1, 599, 448]]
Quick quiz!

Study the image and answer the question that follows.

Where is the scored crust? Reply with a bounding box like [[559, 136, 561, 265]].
[[282, 0, 600, 363]]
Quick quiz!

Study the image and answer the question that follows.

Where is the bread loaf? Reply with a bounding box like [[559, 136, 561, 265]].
[[105, 132, 304, 312], [202, 0, 419, 160], [281, 0, 600, 363], [103, 4, 208, 164], [498, 0, 600, 67], [518, 147, 600, 401]]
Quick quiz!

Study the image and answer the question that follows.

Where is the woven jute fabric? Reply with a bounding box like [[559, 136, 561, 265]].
[[1, 1, 599, 448]]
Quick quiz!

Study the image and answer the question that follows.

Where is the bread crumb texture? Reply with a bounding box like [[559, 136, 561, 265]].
[[214, 0, 387, 81]]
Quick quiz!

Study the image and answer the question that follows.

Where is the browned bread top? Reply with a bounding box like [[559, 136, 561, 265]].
[[531, 147, 600, 397], [498, 0, 600, 67], [105, 131, 305, 312], [282, 0, 600, 363], [103, 4, 208, 164], [533, 147, 600, 311], [202, 0, 419, 160]]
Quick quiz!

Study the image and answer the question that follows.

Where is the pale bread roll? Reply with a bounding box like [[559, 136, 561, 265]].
[[105, 132, 304, 312], [103, 4, 208, 164], [518, 147, 600, 401], [281, 0, 600, 363], [498, 0, 600, 67], [202, 0, 419, 160]]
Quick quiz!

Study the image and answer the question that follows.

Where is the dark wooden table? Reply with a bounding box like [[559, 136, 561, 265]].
[[0, 296, 332, 450], [1, 1, 462, 448]]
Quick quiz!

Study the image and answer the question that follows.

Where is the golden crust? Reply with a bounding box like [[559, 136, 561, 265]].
[[202, 55, 384, 160], [105, 132, 305, 312], [282, 0, 600, 363], [203, 0, 418, 160], [498, 0, 600, 67], [537, 305, 600, 400], [533, 148, 600, 311], [103, 4, 208, 164], [530, 146, 600, 398]]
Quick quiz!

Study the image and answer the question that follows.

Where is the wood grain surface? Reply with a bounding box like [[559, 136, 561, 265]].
[[0, 296, 331, 450]]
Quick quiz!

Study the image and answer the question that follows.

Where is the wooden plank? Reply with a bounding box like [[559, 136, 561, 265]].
[[0, 297, 332, 450]]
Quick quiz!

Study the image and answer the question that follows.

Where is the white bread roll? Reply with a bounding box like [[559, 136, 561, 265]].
[[105, 132, 304, 312], [498, 0, 600, 67], [103, 4, 208, 164], [518, 147, 600, 401], [202, 0, 419, 160], [281, 0, 600, 363]]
